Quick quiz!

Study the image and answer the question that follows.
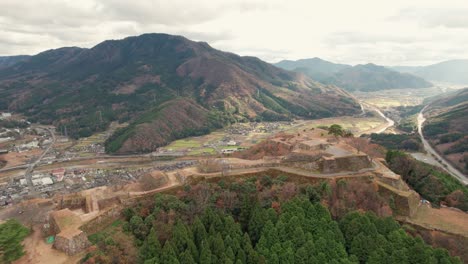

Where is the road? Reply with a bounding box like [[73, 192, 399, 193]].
[[359, 103, 395, 135], [24, 127, 56, 193], [417, 107, 468, 184]]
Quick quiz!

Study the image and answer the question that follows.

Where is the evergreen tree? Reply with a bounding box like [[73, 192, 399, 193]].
[[0, 219, 30, 263], [139, 228, 161, 262], [199, 240, 212, 264], [192, 217, 207, 249], [160, 241, 180, 264], [179, 249, 196, 264]]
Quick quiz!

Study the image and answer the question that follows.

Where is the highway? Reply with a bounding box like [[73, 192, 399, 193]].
[[417, 107, 468, 185]]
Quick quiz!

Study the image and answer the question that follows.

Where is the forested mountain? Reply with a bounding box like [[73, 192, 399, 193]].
[[0, 55, 30, 69], [392, 60, 468, 85], [423, 88, 468, 174], [82, 177, 462, 263], [326, 63, 432, 92], [0, 33, 360, 153], [275, 59, 432, 92], [275, 57, 349, 82]]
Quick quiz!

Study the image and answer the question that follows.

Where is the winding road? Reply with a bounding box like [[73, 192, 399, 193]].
[[359, 103, 395, 135], [417, 107, 468, 185], [360, 101, 467, 184]]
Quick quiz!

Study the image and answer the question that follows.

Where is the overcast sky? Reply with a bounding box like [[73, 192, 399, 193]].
[[1, 0, 467, 66]]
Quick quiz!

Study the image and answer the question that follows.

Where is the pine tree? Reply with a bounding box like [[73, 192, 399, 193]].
[[192, 217, 207, 249], [0, 219, 30, 263], [199, 240, 212, 264], [160, 241, 180, 264], [139, 228, 161, 262], [179, 249, 196, 264]]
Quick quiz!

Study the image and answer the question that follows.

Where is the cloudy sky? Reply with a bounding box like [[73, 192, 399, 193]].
[[0, 0, 467, 66]]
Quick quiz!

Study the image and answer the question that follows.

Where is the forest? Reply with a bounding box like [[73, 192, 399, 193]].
[[0, 219, 30, 263], [386, 150, 468, 211], [82, 176, 461, 264]]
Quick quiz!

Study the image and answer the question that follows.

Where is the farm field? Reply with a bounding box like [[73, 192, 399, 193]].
[[156, 116, 387, 156], [355, 87, 450, 108]]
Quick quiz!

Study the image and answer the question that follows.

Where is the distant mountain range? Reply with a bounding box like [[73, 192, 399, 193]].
[[0, 33, 360, 153], [275, 58, 433, 92], [391, 60, 468, 85]]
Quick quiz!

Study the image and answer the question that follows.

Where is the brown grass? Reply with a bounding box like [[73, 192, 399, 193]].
[[411, 205, 468, 237]]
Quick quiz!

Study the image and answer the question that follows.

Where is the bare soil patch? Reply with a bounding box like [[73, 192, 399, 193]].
[[411, 205, 468, 237], [2, 149, 42, 168], [14, 226, 84, 264]]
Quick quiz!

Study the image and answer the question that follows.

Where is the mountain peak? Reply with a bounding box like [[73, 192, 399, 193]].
[[0, 33, 360, 153]]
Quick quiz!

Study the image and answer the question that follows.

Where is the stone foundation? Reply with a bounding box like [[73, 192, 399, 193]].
[[321, 154, 372, 173], [54, 231, 91, 255]]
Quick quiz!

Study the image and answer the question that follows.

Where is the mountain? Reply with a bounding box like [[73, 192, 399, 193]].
[[327, 63, 432, 92], [275, 59, 432, 92], [0, 55, 30, 69], [424, 88, 468, 175], [0, 33, 360, 153], [392, 60, 468, 85], [275, 57, 349, 82]]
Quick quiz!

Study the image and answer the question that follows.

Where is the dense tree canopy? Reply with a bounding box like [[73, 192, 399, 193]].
[[0, 219, 30, 263], [84, 176, 462, 264]]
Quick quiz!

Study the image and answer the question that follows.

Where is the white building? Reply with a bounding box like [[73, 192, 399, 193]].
[[32, 177, 54, 186], [0, 113, 12, 119]]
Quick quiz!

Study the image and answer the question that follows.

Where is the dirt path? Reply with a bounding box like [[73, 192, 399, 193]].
[[14, 226, 84, 264]]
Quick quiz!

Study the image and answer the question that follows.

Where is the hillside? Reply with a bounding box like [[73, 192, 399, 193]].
[[0, 55, 30, 69], [327, 63, 432, 92], [84, 177, 462, 264], [392, 60, 468, 85], [0, 33, 360, 153], [276, 59, 432, 92], [275, 57, 349, 82], [423, 88, 468, 174]]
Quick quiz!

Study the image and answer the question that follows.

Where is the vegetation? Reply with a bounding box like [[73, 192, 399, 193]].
[[275, 59, 432, 92], [328, 124, 345, 137], [394, 105, 423, 133], [0, 119, 29, 129], [0, 33, 360, 154], [386, 150, 468, 211], [84, 177, 460, 263], [0, 219, 30, 263], [369, 133, 422, 151], [423, 101, 468, 174]]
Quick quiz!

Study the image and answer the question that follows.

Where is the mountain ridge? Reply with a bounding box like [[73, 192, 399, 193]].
[[275, 58, 433, 92], [391, 59, 468, 85], [0, 33, 360, 153]]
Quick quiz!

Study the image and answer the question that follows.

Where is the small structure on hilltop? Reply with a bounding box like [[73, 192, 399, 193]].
[[49, 209, 91, 255]]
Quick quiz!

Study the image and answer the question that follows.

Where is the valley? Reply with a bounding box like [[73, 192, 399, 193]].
[[0, 31, 466, 264]]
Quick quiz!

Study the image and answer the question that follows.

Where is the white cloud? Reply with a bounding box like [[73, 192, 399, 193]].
[[0, 0, 467, 66]]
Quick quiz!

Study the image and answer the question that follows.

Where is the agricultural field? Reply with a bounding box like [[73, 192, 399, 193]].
[[69, 122, 128, 154], [355, 87, 450, 108], [156, 115, 387, 156]]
